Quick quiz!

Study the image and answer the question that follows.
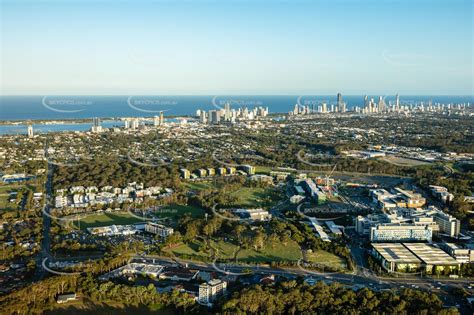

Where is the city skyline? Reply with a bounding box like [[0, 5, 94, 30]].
[[1, 0, 473, 95]]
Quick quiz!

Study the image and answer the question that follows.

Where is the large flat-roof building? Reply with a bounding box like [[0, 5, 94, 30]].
[[371, 243, 421, 272], [403, 243, 459, 274], [372, 243, 460, 274]]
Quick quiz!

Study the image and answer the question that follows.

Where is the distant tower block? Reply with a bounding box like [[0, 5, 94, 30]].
[[27, 124, 34, 138], [153, 115, 160, 127], [159, 111, 164, 125]]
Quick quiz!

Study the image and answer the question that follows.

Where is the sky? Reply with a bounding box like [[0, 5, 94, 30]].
[[1, 0, 473, 95]]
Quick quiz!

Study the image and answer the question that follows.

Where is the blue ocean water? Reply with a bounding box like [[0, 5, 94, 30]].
[[0, 95, 472, 135]]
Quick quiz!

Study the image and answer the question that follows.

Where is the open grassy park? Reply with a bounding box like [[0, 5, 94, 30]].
[[164, 239, 302, 263], [228, 187, 271, 208]]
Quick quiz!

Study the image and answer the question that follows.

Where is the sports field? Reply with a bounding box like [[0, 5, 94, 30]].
[[73, 212, 142, 230]]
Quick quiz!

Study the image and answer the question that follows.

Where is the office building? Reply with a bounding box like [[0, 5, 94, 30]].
[[159, 111, 164, 125], [433, 211, 460, 237], [370, 224, 432, 242], [200, 110, 207, 123], [27, 124, 34, 138], [209, 110, 221, 124], [91, 117, 103, 133], [378, 96, 385, 112], [199, 279, 227, 304]]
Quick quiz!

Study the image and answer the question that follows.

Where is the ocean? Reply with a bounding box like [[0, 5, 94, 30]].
[[0, 95, 472, 135]]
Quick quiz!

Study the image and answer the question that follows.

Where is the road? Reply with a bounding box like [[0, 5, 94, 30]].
[[33, 143, 54, 281]]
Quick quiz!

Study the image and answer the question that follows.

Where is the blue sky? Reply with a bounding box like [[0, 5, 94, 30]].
[[1, 0, 472, 95]]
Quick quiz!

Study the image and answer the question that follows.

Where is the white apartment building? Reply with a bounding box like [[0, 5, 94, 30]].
[[198, 279, 227, 304]]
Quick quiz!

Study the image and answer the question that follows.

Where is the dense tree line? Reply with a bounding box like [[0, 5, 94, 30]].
[[0, 274, 197, 314], [218, 281, 459, 314]]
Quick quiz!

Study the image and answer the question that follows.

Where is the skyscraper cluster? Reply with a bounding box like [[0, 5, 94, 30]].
[[197, 103, 269, 124], [290, 93, 347, 116]]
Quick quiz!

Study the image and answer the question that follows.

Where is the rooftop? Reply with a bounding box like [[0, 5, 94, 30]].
[[402, 243, 459, 265], [372, 243, 421, 263]]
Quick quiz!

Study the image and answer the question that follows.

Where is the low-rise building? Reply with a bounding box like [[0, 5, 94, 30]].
[[429, 185, 454, 204], [56, 293, 77, 304], [159, 267, 199, 282], [371, 243, 422, 272], [439, 243, 473, 263], [372, 243, 460, 274], [87, 224, 139, 236], [145, 222, 174, 238], [233, 208, 272, 221], [122, 263, 164, 278], [309, 217, 331, 242], [394, 187, 426, 208], [325, 221, 342, 235]]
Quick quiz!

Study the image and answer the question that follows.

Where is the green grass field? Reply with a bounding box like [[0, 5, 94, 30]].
[[236, 240, 302, 263], [185, 182, 216, 191], [229, 187, 269, 207], [305, 250, 347, 269], [166, 239, 302, 263], [73, 212, 143, 230], [74, 205, 205, 230], [255, 166, 274, 174], [164, 240, 210, 260]]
